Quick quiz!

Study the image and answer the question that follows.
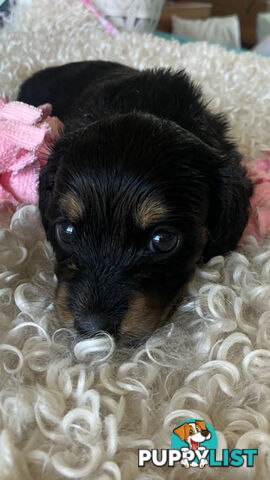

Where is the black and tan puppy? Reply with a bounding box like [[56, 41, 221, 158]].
[[18, 60, 252, 341]]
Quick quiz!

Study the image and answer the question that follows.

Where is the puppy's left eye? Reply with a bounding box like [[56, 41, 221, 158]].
[[149, 227, 181, 254], [56, 222, 75, 248]]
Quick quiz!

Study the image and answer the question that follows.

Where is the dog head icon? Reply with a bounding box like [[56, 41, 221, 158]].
[[173, 420, 212, 451]]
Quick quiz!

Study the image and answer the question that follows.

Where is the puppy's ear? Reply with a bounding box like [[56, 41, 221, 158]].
[[203, 151, 253, 261], [39, 151, 61, 239]]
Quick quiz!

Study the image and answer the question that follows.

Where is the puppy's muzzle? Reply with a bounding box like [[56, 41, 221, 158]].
[[55, 277, 174, 341], [75, 313, 115, 337]]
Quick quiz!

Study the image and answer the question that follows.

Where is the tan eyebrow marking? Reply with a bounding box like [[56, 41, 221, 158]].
[[135, 197, 168, 229], [60, 193, 84, 222]]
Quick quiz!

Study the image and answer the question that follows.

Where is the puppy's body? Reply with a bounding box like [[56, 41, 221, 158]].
[[19, 60, 233, 152], [18, 61, 252, 341]]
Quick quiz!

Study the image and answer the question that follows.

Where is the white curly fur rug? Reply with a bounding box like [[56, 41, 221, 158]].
[[0, 1, 270, 479]]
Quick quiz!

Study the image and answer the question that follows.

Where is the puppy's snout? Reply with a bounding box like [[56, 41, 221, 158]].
[[201, 430, 210, 438], [76, 313, 114, 337], [55, 264, 176, 340]]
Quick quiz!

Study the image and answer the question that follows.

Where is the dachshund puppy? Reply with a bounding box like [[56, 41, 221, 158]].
[[18, 61, 253, 341]]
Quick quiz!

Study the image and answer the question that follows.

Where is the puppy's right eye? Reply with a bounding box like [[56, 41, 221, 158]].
[[149, 227, 181, 254], [56, 222, 75, 248]]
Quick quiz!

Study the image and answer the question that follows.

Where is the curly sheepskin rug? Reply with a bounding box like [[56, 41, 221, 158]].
[[0, 1, 270, 479]]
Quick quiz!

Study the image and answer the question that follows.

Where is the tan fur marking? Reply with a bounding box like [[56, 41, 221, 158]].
[[136, 198, 167, 229], [60, 193, 84, 222], [120, 295, 170, 340], [120, 229, 209, 339], [55, 283, 74, 327]]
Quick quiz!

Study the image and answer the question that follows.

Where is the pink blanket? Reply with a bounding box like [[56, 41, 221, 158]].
[[241, 151, 270, 245], [0, 98, 63, 206]]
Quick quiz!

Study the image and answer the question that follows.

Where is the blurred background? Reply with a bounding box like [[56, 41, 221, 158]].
[[1, 1, 270, 54], [157, 0, 270, 53]]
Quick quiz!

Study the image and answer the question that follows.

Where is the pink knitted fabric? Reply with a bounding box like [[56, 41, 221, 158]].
[[0, 98, 63, 206], [240, 150, 270, 245]]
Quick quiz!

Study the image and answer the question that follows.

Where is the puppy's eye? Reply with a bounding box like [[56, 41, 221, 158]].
[[149, 227, 181, 254], [56, 222, 75, 247]]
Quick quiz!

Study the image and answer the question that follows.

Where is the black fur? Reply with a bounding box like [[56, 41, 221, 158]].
[[18, 60, 253, 341]]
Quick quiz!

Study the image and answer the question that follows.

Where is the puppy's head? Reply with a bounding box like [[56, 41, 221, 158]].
[[39, 113, 251, 342]]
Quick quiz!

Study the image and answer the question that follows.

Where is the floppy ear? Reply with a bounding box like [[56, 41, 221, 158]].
[[173, 423, 190, 442], [203, 152, 253, 261], [38, 149, 62, 239], [195, 420, 206, 431]]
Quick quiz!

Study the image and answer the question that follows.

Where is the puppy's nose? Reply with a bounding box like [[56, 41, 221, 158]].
[[201, 430, 209, 438], [77, 313, 114, 337]]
